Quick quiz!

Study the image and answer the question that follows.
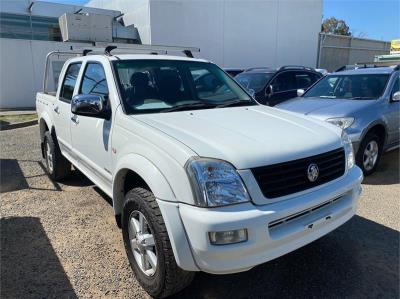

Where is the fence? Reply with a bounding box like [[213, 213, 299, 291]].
[[317, 33, 391, 71]]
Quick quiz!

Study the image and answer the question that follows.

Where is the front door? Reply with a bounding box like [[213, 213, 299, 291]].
[[268, 71, 296, 106], [70, 61, 113, 190], [53, 62, 82, 158], [385, 74, 400, 146]]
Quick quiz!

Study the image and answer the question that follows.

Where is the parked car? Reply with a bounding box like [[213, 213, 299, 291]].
[[223, 68, 245, 77], [277, 66, 400, 175], [235, 66, 322, 106], [36, 46, 363, 298]]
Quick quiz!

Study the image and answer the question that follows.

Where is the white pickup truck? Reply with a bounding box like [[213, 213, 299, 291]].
[[36, 45, 363, 298]]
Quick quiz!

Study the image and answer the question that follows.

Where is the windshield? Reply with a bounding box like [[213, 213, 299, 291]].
[[304, 74, 390, 99], [113, 60, 254, 114], [235, 73, 273, 92]]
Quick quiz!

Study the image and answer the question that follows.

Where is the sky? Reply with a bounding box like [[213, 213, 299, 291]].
[[323, 0, 399, 41], [45, 0, 399, 42]]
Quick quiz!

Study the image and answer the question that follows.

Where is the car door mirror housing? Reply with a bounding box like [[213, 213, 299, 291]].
[[297, 89, 305, 97], [391, 91, 400, 102], [265, 85, 273, 97], [71, 94, 111, 119]]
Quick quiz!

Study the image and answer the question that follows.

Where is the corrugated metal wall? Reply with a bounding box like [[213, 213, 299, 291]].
[[317, 33, 391, 72]]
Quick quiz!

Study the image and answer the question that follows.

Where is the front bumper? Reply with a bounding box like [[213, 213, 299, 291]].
[[177, 166, 363, 274]]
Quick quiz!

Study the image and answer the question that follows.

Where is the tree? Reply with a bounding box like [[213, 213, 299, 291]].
[[321, 17, 351, 36]]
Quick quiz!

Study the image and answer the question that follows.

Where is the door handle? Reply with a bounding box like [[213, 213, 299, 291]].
[[71, 115, 79, 124], [54, 106, 60, 114]]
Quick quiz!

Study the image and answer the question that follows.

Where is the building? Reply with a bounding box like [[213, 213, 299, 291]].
[[0, 0, 132, 109], [87, 0, 323, 70]]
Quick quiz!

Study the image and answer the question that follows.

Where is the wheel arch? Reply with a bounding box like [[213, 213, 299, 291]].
[[112, 154, 176, 217], [362, 122, 387, 146]]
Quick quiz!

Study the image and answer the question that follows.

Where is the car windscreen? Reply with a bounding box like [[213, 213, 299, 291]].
[[235, 73, 273, 93], [303, 74, 390, 99], [113, 59, 254, 114]]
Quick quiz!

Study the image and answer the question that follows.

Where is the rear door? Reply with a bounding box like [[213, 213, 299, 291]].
[[268, 71, 296, 105], [53, 62, 82, 158], [70, 61, 113, 189], [385, 73, 400, 147]]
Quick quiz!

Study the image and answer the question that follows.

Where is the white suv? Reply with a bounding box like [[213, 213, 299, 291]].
[[36, 47, 363, 298]]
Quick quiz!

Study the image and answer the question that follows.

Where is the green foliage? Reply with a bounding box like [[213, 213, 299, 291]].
[[321, 17, 351, 36]]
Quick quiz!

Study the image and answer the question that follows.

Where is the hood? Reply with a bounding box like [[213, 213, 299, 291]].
[[133, 105, 343, 169], [276, 97, 376, 120]]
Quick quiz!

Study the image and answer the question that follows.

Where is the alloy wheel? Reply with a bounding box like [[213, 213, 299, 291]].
[[363, 140, 379, 171], [128, 210, 157, 276]]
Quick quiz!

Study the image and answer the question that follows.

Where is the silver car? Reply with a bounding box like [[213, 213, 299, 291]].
[[277, 66, 400, 175]]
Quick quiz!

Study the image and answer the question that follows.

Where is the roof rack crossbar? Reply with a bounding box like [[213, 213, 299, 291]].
[[74, 43, 200, 58]]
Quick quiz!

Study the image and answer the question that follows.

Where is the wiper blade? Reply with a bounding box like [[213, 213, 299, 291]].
[[161, 102, 216, 112], [347, 97, 375, 100], [216, 100, 255, 108]]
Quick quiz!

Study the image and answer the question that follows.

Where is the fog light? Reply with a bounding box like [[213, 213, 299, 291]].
[[209, 229, 248, 245]]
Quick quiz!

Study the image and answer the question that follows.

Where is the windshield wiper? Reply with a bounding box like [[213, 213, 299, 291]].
[[216, 100, 255, 108], [161, 102, 216, 112], [347, 96, 375, 100]]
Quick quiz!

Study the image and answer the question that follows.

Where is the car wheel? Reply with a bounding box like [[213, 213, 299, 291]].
[[43, 131, 71, 180], [122, 187, 194, 298], [356, 132, 382, 176]]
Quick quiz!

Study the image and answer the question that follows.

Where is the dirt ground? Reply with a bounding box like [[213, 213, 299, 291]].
[[1, 125, 399, 298]]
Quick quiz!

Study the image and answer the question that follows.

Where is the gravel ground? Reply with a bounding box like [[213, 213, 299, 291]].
[[1, 125, 399, 298]]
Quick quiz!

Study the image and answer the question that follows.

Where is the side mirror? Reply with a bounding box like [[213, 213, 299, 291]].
[[391, 91, 400, 102], [297, 89, 305, 97], [265, 85, 273, 97], [71, 94, 111, 119]]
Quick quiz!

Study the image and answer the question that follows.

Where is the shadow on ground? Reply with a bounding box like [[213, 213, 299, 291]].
[[0, 159, 29, 193], [173, 215, 399, 298], [1, 217, 77, 298], [363, 150, 399, 185]]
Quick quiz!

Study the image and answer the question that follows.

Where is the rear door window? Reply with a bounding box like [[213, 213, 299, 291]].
[[60, 63, 81, 102]]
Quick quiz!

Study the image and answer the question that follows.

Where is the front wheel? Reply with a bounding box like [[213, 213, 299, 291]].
[[356, 132, 382, 176], [122, 187, 194, 298]]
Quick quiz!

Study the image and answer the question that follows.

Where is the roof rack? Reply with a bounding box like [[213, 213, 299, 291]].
[[335, 64, 394, 72], [278, 65, 316, 71], [43, 43, 200, 93], [72, 43, 200, 58]]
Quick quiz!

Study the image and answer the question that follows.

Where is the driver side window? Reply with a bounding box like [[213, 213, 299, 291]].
[[80, 63, 109, 96], [271, 72, 296, 92], [392, 75, 399, 94]]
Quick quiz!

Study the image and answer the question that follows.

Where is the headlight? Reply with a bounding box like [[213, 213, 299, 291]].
[[186, 158, 250, 207], [326, 117, 355, 129], [342, 131, 355, 169]]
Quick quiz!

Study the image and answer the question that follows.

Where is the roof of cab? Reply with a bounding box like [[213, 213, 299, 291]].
[[332, 66, 398, 75]]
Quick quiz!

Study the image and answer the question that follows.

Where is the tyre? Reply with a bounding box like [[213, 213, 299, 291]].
[[356, 132, 383, 176], [43, 131, 71, 180], [122, 187, 194, 298]]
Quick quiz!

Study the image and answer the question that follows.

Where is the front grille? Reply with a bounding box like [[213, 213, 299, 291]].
[[251, 148, 346, 199]]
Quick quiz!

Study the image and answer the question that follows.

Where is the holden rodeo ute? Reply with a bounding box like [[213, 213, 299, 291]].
[[36, 45, 363, 298]]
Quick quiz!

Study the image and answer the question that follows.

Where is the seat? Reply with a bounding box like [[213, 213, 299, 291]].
[[126, 72, 156, 106], [157, 70, 184, 105]]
